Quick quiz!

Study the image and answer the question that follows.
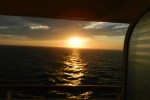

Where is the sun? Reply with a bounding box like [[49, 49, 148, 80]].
[[69, 37, 83, 48]]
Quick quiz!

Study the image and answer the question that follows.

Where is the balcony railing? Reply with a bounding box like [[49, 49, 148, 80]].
[[0, 85, 122, 100]]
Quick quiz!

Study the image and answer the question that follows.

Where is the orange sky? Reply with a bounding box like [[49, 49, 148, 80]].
[[0, 15, 129, 50]]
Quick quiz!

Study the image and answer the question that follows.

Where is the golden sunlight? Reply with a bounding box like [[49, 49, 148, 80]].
[[69, 37, 83, 48]]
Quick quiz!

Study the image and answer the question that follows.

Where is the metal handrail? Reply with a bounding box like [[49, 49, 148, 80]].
[[0, 85, 122, 100]]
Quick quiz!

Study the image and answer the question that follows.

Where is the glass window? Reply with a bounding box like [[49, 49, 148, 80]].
[[0, 15, 129, 99], [127, 9, 150, 100]]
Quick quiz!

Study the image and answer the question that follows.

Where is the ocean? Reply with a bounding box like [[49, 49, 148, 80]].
[[0, 45, 123, 99]]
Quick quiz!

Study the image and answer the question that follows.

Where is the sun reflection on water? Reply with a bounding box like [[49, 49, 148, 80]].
[[62, 49, 87, 86]]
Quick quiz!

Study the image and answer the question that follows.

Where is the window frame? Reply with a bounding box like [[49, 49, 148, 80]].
[[123, 4, 150, 100]]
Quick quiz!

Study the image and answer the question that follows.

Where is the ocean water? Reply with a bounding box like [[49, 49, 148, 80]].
[[0, 45, 123, 99]]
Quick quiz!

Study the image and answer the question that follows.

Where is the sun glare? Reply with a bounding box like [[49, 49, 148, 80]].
[[69, 37, 83, 48]]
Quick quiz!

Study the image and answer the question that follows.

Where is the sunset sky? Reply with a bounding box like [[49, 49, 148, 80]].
[[0, 15, 129, 50]]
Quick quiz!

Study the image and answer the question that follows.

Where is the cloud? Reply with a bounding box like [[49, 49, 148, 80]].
[[83, 22, 104, 29], [0, 34, 31, 40], [82, 22, 129, 37], [93, 35, 125, 39], [30, 24, 50, 30], [83, 22, 120, 29], [0, 15, 129, 41], [0, 26, 8, 29], [0, 15, 51, 30], [92, 36, 107, 38], [112, 24, 129, 29]]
